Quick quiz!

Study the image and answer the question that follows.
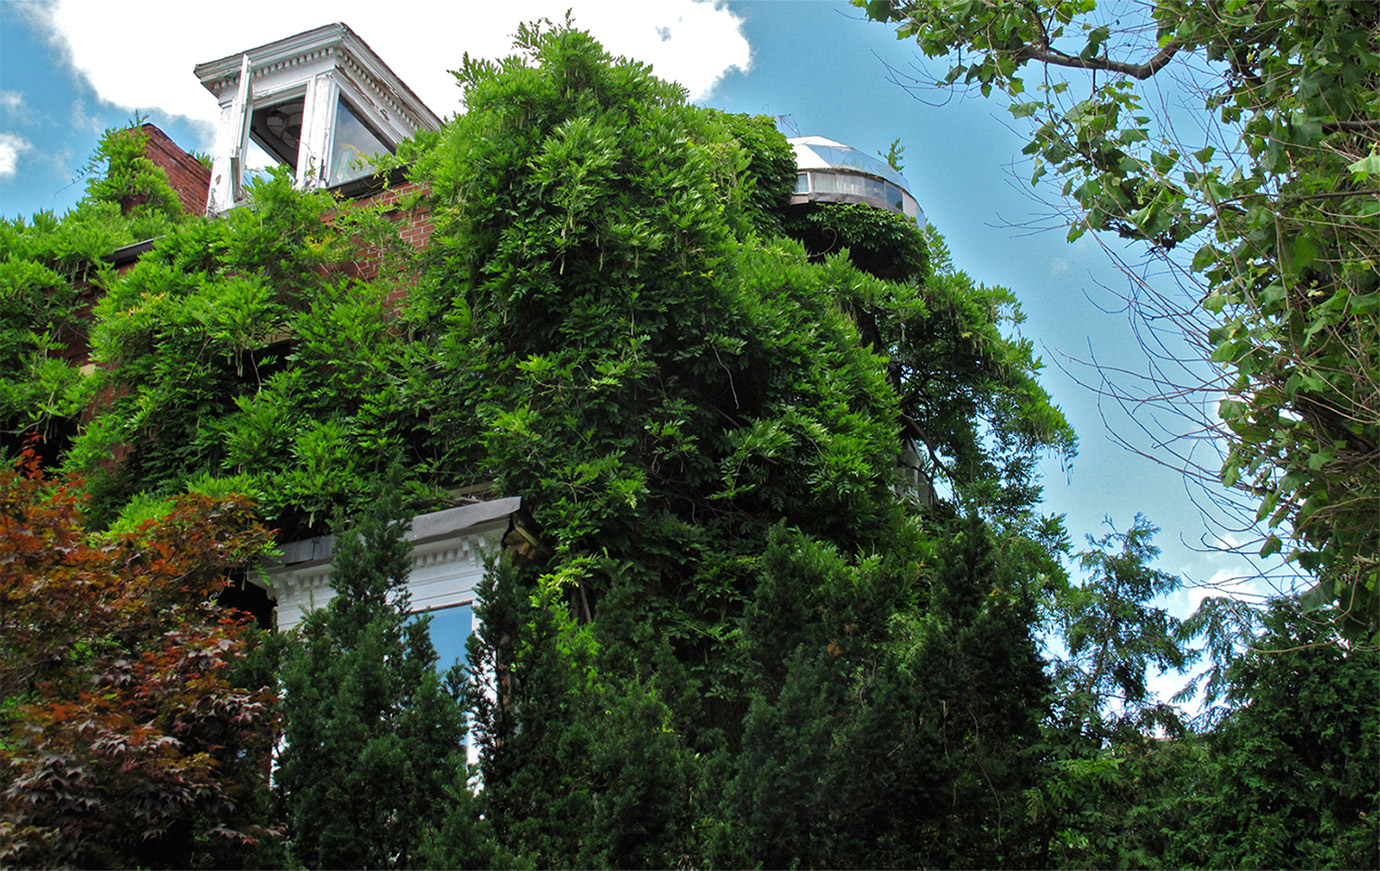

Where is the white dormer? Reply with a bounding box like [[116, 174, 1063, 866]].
[[195, 23, 442, 214]]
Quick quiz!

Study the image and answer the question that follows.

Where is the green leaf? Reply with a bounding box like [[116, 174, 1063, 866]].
[[1191, 244, 1220, 272], [1347, 150, 1380, 179], [1290, 235, 1319, 271], [1222, 462, 1241, 488], [1307, 447, 1336, 470]]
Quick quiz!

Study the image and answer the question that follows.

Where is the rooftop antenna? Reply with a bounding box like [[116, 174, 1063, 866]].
[[774, 114, 801, 138]]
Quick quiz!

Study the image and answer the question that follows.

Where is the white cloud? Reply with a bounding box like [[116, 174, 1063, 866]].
[[0, 91, 24, 112], [1050, 257, 1068, 276], [1184, 565, 1275, 614], [30, 1, 751, 148], [0, 133, 33, 179]]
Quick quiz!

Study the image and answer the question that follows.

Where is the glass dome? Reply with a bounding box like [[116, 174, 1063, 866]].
[[788, 135, 925, 226]]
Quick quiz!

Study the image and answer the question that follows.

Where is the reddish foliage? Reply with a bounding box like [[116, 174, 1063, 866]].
[[0, 449, 280, 868]]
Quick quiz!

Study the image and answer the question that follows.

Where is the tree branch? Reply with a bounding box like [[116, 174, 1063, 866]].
[[1321, 119, 1380, 133], [1013, 39, 1184, 80]]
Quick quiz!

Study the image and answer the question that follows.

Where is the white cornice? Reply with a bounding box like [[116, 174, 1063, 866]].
[[195, 22, 440, 132]]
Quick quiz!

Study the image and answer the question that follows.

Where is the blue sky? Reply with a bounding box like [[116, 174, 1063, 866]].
[[0, 1, 1296, 646]]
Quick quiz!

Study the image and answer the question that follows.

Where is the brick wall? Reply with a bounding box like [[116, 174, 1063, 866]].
[[358, 180, 435, 251], [139, 124, 212, 217], [328, 180, 436, 288]]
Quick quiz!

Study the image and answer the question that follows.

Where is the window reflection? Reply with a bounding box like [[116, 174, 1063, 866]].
[[418, 602, 474, 674], [797, 171, 921, 223], [251, 98, 306, 169], [330, 97, 392, 186]]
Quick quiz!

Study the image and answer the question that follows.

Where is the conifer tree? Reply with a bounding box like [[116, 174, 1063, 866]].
[[724, 517, 1048, 869], [275, 489, 474, 869]]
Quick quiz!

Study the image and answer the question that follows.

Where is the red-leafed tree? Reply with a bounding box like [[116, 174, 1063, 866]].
[[0, 450, 280, 869]]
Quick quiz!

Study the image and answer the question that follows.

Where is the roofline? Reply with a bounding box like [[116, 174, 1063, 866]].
[[262, 497, 523, 569], [788, 137, 913, 193], [106, 238, 158, 266], [195, 22, 441, 132]]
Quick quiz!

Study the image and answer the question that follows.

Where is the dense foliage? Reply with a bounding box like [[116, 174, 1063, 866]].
[[858, 0, 1380, 637], [67, 169, 428, 535], [1029, 600, 1378, 870], [0, 452, 277, 869], [398, 20, 1072, 867], [1, 20, 1374, 870], [0, 127, 182, 469]]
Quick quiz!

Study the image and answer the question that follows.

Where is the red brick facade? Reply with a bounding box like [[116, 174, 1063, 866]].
[[358, 180, 436, 249], [138, 124, 212, 217], [111, 124, 436, 293], [343, 180, 436, 283]]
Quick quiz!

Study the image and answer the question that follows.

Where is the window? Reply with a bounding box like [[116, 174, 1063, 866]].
[[412, 601, 477, 761], [197, 24, 441, 214], [251, 97, 306, 170], [328, 97, 393, 187], [418, 602, 475, 675]]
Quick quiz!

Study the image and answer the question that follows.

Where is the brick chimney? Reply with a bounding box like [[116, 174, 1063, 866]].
[[136, 123, 211, 216]]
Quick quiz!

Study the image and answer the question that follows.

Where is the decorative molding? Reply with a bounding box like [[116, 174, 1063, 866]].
[[196, 23, 439, 130], [259, 499, 520, 632]]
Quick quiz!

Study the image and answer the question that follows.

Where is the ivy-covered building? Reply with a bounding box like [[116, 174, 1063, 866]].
[[94, 22, 935, 641], [7, 16, 1374, 870], [4, 18, 1113, 868]]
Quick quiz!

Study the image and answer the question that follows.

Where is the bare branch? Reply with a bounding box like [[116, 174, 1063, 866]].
[[1322, 119, 1380, 133]]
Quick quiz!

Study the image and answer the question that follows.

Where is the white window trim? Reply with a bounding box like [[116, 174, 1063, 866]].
[[198, 23, 441, 214]]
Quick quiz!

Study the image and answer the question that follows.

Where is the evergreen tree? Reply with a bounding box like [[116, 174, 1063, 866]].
[[275, 489, 474, 869], [723, 516, 1049, 869], [1196, 602, 1379, 869], [1053, 516, 1190, 743]]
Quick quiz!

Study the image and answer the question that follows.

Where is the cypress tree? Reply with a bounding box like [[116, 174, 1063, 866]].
[[275, 490, 474, 869]]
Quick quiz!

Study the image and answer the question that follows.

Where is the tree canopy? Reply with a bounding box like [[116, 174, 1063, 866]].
[[857, 0, 1379, 638]]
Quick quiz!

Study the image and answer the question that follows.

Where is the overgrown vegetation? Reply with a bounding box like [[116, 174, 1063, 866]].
[[1, 20, 1374, 870]]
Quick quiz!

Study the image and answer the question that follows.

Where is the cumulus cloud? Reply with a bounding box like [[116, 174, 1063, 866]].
[[30, 0, 751, 146], [0, 91, 24, 112], [0, 133, 33, 180]]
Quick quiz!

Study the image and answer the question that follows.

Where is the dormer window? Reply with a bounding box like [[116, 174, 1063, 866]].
[[329, 96, 393, 186], [252, 97, 307, 170], [196, 23, 441, 214]]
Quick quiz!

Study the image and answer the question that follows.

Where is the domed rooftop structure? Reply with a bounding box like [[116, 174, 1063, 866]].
[[788, 135, 925, 227]]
